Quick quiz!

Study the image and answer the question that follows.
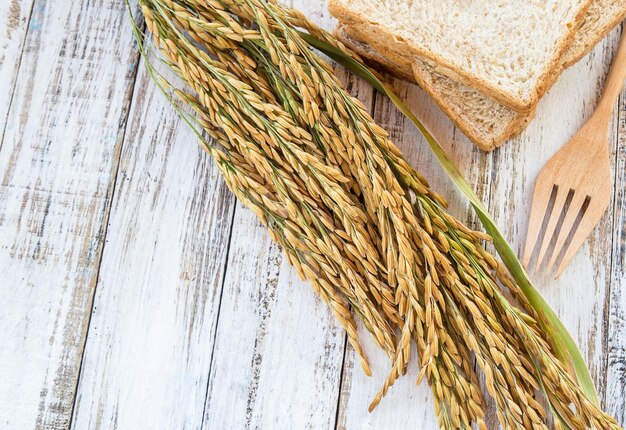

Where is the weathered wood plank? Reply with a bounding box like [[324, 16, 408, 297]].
[[605, 59, 626, 425], [0, 0, 35, 140], [201, 200, 345, 429], [486, 27, 622, 414], [70, 58, 236, 429], [0, 1, 140, 428]]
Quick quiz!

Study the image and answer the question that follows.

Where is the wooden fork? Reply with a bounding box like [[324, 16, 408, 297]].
[[523, 29, 626, 277]]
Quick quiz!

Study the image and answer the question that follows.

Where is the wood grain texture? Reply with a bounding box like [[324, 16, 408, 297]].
[[0, 1, 140, 428], [70, 58, 236, 429], [0, 0, 34, 141], [201, 200, 345, 429], [605, 71, 626, 423]]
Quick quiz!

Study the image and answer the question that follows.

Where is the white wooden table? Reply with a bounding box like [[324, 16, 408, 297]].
[[0, 1, 624, 429]]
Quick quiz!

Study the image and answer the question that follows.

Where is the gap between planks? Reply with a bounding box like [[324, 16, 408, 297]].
[[604, 50, 626, 422], [0, 1, 145, 427], [601, 81, 623, 410], [198, 203, 238, 430], [68, 31, 238, 430]]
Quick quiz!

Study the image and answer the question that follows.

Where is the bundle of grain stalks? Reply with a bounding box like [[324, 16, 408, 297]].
[[129, 0, 621, 428]]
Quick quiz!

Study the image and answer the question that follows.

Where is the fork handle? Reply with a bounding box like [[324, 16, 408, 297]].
[[596, 27, 626, 118]]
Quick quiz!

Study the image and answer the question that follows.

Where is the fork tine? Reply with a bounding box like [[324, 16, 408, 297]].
[[546, 193, 586, 272], [555, 201, 610, 277], [535, 187, 569, 272], [523, 184, 555, 267]]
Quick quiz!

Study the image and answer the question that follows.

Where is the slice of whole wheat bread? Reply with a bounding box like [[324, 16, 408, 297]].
[[335, 1, 626, 151], [336, 25, 534, 151], [329, 0, 593, 112]]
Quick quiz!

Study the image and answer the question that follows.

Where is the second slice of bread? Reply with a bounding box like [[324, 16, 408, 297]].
[[563, 0, 626, 67]]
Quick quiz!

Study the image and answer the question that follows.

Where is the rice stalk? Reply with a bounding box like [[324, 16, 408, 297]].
[[130, 1, 622, 429]]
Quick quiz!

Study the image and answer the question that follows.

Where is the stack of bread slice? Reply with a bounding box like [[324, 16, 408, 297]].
[[330, 0, 626, 151]]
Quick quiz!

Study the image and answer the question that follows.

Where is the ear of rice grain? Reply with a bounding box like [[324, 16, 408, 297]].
[[131, 1, 621, 429]]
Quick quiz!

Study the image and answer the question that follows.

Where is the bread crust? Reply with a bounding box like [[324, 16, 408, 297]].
[[328, 0, 594, 112]]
